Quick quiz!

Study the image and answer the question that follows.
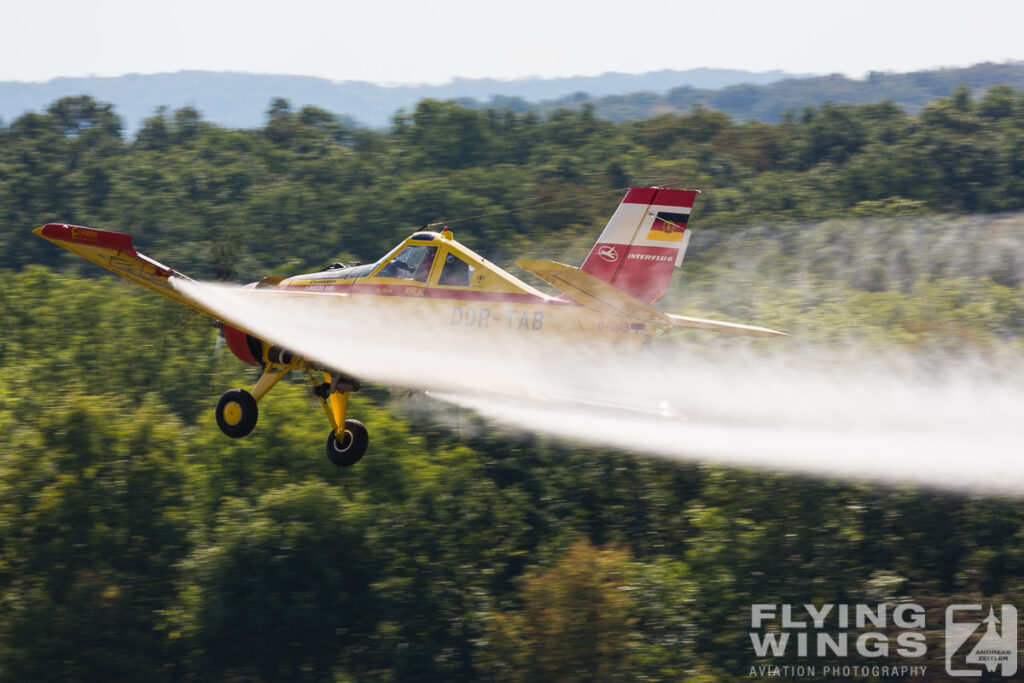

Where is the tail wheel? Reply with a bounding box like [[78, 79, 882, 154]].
[[215, 388, 259, 438], [326, 419, 369, 467]]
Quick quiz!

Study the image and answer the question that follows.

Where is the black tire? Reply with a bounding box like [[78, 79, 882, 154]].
[[215, 388, 258, 438], [326, 419, 369, 467]]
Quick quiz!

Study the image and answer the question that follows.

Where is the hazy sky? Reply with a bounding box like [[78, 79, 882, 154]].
[[3, 0, 1023, 84]]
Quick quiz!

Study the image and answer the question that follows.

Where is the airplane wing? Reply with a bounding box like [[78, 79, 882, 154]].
[[33, 223, 212, 316], [34, 222, 354, 313], [515, 258, 785, 338]]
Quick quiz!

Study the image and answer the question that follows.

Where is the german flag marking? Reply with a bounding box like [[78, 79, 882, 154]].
[[646, 211, 689, 242]]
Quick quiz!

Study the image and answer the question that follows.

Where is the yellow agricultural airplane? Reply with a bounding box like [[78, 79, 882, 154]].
[[35, 186, 783, 466]]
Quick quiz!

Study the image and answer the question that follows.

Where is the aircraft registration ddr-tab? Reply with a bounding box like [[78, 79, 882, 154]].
[[34, 186, 784, 467]]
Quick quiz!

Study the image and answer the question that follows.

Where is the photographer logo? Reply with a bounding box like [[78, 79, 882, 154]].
[[946, 604, 1017, 677]]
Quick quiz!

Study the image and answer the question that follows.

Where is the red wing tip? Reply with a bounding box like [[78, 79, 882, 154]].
[[34, 223, 137, 255]]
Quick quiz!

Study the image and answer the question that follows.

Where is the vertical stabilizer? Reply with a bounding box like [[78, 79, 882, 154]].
[[580, 187, 698, 303]]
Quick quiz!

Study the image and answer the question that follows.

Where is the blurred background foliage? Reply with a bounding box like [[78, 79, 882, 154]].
[[1, 88, 1024, 680]]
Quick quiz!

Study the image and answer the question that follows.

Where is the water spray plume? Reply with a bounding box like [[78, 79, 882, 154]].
[[170, 297, 1024, 497], [174, 212, 1024, 496]]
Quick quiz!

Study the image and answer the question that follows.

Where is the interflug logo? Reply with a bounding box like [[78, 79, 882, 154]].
[[946, 604, 1017, 677], [596, 245, 619, 263]]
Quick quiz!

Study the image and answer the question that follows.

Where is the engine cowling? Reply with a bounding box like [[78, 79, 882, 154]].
[[219, 277, 293, 367], [222, 323, 264, 367]]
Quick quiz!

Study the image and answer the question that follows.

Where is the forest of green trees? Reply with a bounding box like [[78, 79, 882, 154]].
[[2, 87, 1024, 680]]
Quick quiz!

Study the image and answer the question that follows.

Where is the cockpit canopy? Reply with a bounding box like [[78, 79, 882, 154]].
[[286, 230, 548, 299], [376, 243, 476, 286], [378, 244, 437, 281]]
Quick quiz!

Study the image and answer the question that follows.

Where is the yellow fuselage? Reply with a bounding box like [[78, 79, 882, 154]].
[[278, 231, 652, 353]]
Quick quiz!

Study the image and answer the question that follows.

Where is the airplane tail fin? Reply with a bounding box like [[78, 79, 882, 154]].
[[580, 187, 697, 303]]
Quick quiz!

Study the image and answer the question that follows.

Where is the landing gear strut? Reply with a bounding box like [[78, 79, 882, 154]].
[[215, 355, 300, 438], [213, 351, 369, 466], [308, 369, 368, 467]]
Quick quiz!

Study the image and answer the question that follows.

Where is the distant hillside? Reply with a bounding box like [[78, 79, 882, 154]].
[[505, 61, 1024, 122], [5, 63, 1023, 133], [0, 68, 806, 131]]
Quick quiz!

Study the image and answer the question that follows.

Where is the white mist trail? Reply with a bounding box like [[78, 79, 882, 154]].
[[174, 278, 1024, 496]]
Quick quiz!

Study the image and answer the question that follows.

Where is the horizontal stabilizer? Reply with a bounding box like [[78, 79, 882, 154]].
[[665, 314, 787, 338], [516, 258, 785, 338], [516, 258, 670, 322]]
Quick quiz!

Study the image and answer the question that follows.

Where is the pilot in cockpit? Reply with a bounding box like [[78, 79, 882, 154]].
[[439, 253, 471, 286], [413, 255, 434, 281], [379, 245, 437, 282]]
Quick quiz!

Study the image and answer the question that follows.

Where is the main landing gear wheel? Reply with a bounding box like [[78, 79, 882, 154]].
[[215, 388, 259, 438], [325, 419, 369, 467]]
